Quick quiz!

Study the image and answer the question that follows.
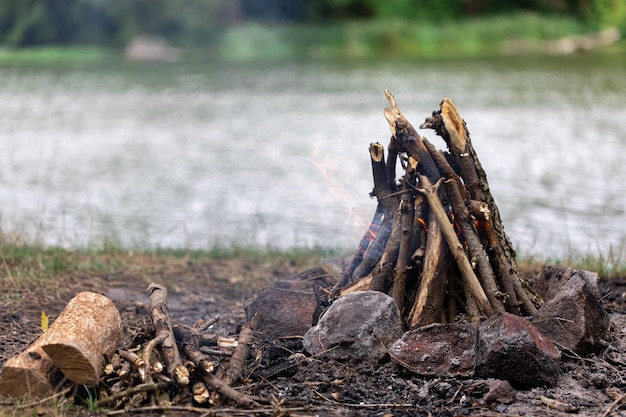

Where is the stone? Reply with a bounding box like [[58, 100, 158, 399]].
[[475, 312, 561, 387], [389, 323, 475, 377], [124, 35, 180, 62], [532, 274, 609, 354], [303, 291, 403, 362], [483, 379, 516, 405], [533, 265, 601, 301], [244, 267, 336, 340]]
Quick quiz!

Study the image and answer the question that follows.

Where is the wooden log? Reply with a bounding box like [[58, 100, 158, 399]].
[[339, 142, 397, 287], [423, 139, 507, 314], [391, 161, 417, 314], [0, 346, 62, 399], [147, 283, 189, 386], [0, 292, 122, 399], [407, 211, 448, 328], [222, 313, 261, 387], [351, 143, 397, 281], [421, 98, 539, 314], [369, 193, 402, 292], [416, 174, 494, 319], [384, 90, 440, 182]]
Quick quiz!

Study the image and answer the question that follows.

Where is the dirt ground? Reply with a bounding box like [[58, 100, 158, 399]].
[[1, 255, 625, 416]]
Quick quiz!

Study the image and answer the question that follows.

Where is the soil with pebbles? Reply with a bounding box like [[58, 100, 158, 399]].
[[1, 257, 625, 416]]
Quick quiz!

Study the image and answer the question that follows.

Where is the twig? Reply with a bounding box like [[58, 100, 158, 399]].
[[539, 395, 579, 413], [602, 392, 626, 417], [202, 372, 260, 408], [102, 404, 311, 416], [223, 313, 262, 387], [95, 381, 169, 407]]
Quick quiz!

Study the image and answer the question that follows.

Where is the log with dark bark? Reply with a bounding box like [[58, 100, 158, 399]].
[[147, 283, 190, 386], [421, 98, 541, 314]]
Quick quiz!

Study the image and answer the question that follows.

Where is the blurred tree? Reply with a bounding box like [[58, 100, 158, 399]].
[[0, 0, 623, 47]]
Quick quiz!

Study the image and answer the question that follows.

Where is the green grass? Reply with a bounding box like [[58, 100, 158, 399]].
[[0, 46, 114, 65], [216, 11, 619, 61]]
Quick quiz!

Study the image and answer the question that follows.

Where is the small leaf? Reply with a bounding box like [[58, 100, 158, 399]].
[[41, 310, 49, 332]]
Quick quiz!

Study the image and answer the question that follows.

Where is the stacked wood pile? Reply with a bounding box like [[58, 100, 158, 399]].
[[336, 91, 542, 327], [0, 286, 262, 410]]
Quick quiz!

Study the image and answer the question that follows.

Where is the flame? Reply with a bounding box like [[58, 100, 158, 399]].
[[310, 147, 371, 234]]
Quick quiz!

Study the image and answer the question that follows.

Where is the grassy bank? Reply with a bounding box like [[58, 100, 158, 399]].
[[1, 12, 623, 65], [0, 241, 339, 293], [218, 12, 624, 61], [0, 239, 624, 293], [0, 46, 114, 65]]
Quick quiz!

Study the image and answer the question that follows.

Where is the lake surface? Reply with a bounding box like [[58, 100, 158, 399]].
[[0, 54, 625, 259]]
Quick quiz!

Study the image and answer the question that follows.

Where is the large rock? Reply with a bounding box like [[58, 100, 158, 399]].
[[244, 267, 336, 340], [532, 274, 609, 354], [475, 312, 561, 387], [389, 323, 475, 377], [303, 291, 403, 362], [533, 265, 601, 301]]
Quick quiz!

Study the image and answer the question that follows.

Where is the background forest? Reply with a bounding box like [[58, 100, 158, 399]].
[[0, 0, 624, 50]]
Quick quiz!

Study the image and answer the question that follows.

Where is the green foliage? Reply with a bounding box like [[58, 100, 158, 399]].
[[589, 0, 626, 30], [217, 12, 590, 60], [1, 0, 623, 50], [0, 0, 227, 47]]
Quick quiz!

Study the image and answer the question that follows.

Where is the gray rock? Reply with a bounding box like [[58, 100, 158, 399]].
[[389, 323, 475, 377], [244, 267, 336, 340], [303, 291, 403, 362], [475, 312, 561, 387], [533, 265, 601, 301], [532, 274, 609, 354]]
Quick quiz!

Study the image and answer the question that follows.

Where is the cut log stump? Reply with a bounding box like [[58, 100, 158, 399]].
[[0, 292, 122, 399]]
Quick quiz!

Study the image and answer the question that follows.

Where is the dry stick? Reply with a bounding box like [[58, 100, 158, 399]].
[[423, 140, 507, 314], [407, 210, 449, 328], [384, 90, 440, 183], [203, 372, 260, 408], [337, 141, 391, 288], [95, 381, 169, 407], [173, 324, 220, 347], [421, 98, 538, 315], [369, 191, 403, 292], [118, 349, 146, 381], [415, 174, 494, 319], [410, 194, 427, 254], [391, 165, 416, 314], [349, 143, 397, 283], [182, 344, 216, 375], [222, 313, 262, 387], [385, 135, 400, 191], [337, 207, 383, 288], [147, 283, 190, 386]]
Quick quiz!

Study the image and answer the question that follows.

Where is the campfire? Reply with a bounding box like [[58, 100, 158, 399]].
[[0, 92, 614, 414], [333, 91, 540, 326]]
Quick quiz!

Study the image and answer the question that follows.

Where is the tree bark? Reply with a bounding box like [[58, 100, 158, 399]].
[[407, 211, 448, 328], [147, 283, 189, 386], [417, 174, 494, 319]]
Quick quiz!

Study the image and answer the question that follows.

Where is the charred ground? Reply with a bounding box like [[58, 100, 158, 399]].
[[1, 250, 625, 416]]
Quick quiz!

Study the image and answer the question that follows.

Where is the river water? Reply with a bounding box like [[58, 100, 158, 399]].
[[0, 54, 624, 258]]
